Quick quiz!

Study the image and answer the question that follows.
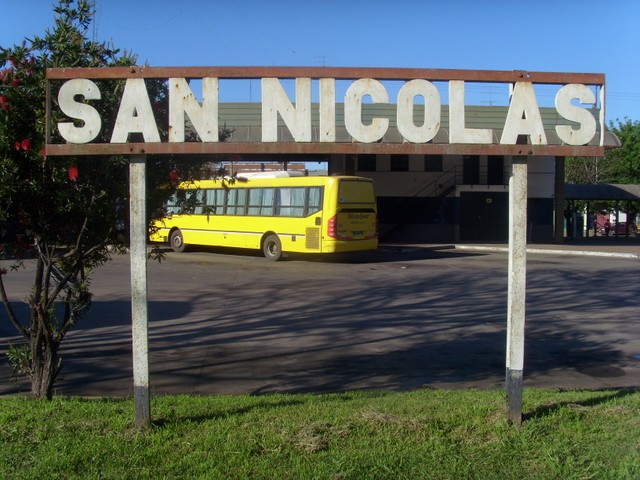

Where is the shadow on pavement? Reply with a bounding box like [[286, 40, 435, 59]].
[[1, 246, 638, 398]]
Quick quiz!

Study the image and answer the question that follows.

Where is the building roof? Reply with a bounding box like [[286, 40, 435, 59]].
[[220, 104, 620, 148], [564, 183, 640, 201]]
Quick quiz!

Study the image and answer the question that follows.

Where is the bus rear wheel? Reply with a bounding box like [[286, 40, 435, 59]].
[[170, 229, 186, 253], [262, 234, 282, 261]]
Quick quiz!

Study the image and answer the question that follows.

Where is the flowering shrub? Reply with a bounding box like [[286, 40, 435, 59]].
[[0, 0, 139, 399], [0, 0, 228, 399]]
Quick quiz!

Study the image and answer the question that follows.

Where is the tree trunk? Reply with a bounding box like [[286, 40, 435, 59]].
[[29, 307, 60, 400]]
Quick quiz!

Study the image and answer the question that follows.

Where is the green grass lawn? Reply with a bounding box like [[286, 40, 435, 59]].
[[1, 388, 639, 479]]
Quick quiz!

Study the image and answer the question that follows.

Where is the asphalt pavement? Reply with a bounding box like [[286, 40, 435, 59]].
[[1, 236, 639, 398]]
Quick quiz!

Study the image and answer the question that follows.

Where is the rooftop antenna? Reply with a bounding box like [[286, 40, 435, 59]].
[[90, 0, 99, 42]]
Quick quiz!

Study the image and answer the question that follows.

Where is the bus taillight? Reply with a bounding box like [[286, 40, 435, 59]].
[[327, 215, 337, 238]]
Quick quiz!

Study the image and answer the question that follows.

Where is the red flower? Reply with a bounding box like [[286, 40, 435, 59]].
[[14, 139, 31, 152], [0, 95, 9, 111], [68, 165, 79, 181]]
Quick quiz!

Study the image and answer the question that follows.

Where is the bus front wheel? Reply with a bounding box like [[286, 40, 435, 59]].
[[170, 229, 186, 253], [262, 234, 282, 261]]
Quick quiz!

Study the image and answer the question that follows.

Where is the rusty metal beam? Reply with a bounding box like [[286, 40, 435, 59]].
[[46, 66, 605, 85], [44, 141, 606, 158]]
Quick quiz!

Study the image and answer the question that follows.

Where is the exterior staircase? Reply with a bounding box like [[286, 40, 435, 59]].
[[379, 164, 510, 241]]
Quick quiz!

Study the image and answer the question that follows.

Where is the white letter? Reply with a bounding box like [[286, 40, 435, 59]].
[[262, 78, 311, 142], [344, 78, 389, 143], [397, 79, 441, 143], [319, 78, 336, 142], [57, 78, 101, 143], [500, 82, 547, 145], [111, 78, 160, 143], [555, 84, 597, 145], [449, 81, 492, 144], [169, 77, 219, 142]]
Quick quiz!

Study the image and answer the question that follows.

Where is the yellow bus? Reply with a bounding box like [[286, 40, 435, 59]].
[[149, 172, 378, 260]]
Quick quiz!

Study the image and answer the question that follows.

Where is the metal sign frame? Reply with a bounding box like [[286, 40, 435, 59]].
[[45, 66, 607, 158]]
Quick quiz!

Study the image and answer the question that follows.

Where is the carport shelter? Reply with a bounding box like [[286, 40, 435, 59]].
[[565, 183, 640, 237]]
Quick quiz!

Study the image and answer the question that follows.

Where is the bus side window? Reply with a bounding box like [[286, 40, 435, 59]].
[[237, 189, 247, 215], [193, 190, 205, 215], [227, 188, 247, 215], [276, 188, 305, 217], [248, 188, 260, 216], [173, 189, 200, 214], [166, 193, 180, 214], [206, 188, 225, 215], [249, 188, 274, 216], [262, 188, 274, 216], [225, 189, 234, 215], [307, 187, 322, 216]]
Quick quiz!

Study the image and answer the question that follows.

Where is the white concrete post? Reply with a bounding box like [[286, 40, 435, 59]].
[[129, 154, 150, 426], [506, 155, 527, 424]]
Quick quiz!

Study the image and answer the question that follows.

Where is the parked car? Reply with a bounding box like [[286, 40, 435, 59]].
[[612, 222, 637, 235]]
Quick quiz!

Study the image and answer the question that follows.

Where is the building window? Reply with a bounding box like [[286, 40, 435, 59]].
[[357, 154, 376, 172], [424, 155, 443, 172], [390, 155, 409, 172], [463, 155, 480, 185]]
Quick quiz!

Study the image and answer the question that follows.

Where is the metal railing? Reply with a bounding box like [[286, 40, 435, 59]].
[[413, 164, 510, 199]]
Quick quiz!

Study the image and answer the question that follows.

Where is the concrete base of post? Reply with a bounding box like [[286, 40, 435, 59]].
[[134, 385, 150, 427], [506, 368, 523, 424]]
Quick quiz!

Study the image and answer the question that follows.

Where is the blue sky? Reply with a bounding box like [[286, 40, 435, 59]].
[[2, 0, 639, 123]]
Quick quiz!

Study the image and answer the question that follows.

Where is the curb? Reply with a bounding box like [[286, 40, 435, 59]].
[[454, 244, 640, 259]]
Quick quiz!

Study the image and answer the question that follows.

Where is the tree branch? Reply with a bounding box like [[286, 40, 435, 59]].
[[0, 268, 28, 338]]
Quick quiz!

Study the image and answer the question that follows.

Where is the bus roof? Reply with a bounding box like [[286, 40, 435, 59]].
[[237, 171, 304, 179], [175, 175, 373, 189]]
